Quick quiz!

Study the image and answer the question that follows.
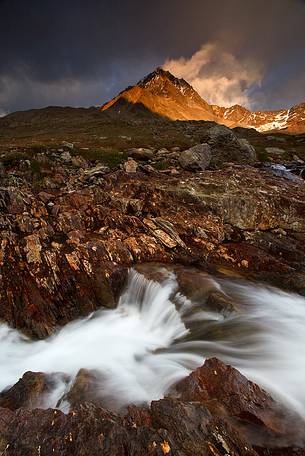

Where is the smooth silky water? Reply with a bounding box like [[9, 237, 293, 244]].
[[0, 267, 305, 418]]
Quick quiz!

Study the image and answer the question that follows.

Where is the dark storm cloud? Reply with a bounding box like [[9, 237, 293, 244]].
[[0, 0, 304, 113]]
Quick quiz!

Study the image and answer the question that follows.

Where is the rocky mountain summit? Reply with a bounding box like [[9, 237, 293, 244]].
[[102, 68, 305, 133], [101, 68, 217, 121]]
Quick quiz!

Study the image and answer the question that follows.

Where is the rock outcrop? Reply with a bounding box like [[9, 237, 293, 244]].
[[0, 358, 304, 455], [0, 148, 305, 337]]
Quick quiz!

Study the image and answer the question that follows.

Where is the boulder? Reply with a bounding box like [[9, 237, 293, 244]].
[[207, 125, 257, 166], [179, 143, 211, 171], [176, 358, 301, 440], [0, 371, 65, 410], [60, 369, 104, 409]]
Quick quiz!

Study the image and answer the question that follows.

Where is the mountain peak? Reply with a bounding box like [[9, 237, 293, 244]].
[[137, 67, 192, 92], [101, 68, 305, 132]]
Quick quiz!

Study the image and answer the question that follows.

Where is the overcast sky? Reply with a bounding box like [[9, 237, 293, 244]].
[[0, 0, 304, 114]]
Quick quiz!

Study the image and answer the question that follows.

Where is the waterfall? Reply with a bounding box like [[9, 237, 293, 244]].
[[0, 267, 304, 418]]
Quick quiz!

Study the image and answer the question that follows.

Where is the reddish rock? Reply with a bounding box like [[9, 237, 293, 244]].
[[1, 152, 305, 337], [0, 360, 304, 455], [176, 358, 305, 450], [0, 371, 65, 410], [0, 400, 259, 456], [60, 369, 104, 409]]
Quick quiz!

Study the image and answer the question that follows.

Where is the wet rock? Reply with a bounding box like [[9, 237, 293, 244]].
[[0, 395, 258, 456], [0, 359, 304, 455], [60, 369, 105, 409], [179, 143, 211, 171], [0, 371, 63, 410], [151, 398, 257, 456], [205, 290, 237, 313], [176, 358, 302, 443]]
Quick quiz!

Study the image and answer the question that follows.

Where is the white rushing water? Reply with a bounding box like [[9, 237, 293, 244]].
[[0, 267, 305, 417]]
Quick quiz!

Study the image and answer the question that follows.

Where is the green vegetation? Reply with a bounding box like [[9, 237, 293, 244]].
[[76, 148, 129, 168], [255, 146, 269, 162], [153, 160, 169, 170]]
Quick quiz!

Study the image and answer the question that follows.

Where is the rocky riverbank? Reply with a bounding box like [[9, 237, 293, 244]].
[[0, 358, 304, 455], [1, 130, 305, 337], [0, 123, 305, 454]]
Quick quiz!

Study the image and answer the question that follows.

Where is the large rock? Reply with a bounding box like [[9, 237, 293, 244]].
[[207, 125, 257, 167], [0, 360, 304, 455], [59, 369, 105, 410], [0, 371, 66, 410], [176, 358, 303, 444], [179, 143, 211, 171]]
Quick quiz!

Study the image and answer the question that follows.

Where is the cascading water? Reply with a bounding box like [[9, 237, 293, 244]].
[[0, 267, 305, 419]]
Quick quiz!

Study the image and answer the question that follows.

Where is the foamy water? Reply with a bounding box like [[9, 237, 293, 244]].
[[0, 268, 305, 417]]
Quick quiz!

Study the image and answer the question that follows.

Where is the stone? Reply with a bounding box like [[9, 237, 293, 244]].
[[83, 163, 110, 181], [179, 143, 211, 171], [207, 125, 257, 166], [124, 159, 138, 173], [60, 151, 72, 162], [24, 234, 42, 264], [0, 371, 66, 410], [265, 147, 285, 155], [71, 155, 89, 168], [176, 358, 300, 438], [62, 141, 74, 150], [38, 192, 54, 203], [128, 148, 154, 161], [59, 369, 104, 409]]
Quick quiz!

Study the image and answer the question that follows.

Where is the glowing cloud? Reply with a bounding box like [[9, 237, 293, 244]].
[[163, 43, 264, 108]]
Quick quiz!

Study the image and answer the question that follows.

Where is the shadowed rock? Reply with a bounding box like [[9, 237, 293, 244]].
[[0, 371, 68, 410], [179, 143, 211, 171]]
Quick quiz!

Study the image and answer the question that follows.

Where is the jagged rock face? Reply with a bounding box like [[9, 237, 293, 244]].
[[101, 68, 305, 133], [0, 372, 54, 410], [213, 103, 305, 134], [0, 359, 304, 455], [1, 151, 305, 337]]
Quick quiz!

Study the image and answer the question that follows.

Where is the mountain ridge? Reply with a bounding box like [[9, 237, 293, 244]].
[[101, 67, 305, 133]]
